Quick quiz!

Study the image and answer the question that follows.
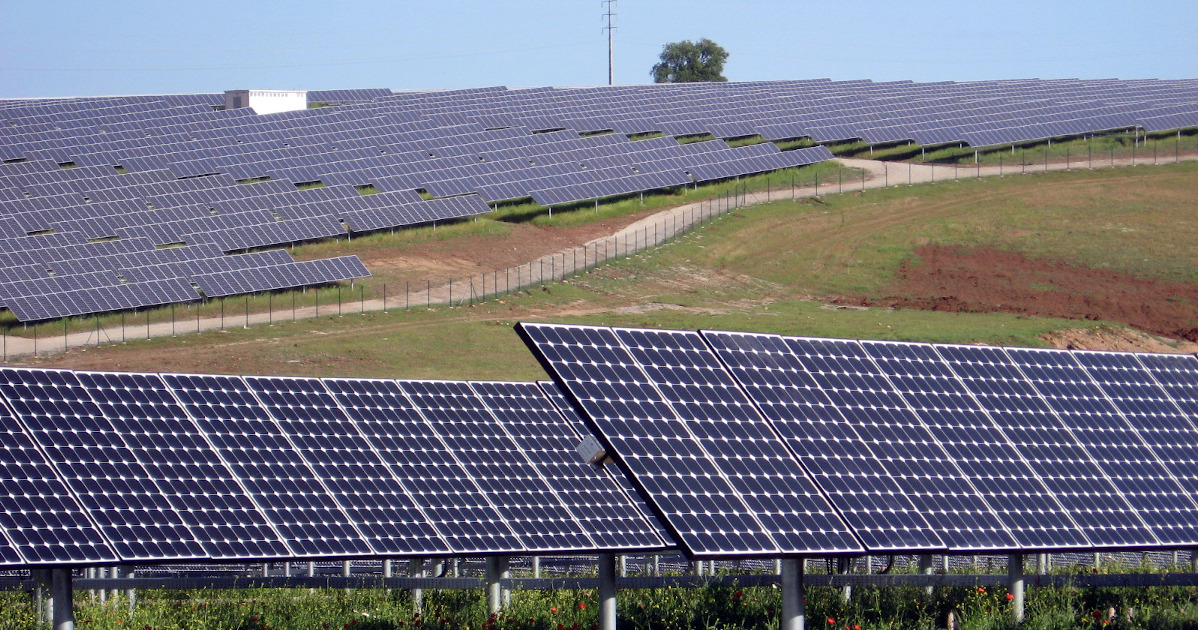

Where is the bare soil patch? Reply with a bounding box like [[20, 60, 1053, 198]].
[[352, 212, 656, 281], [840, 245, 1198, 344]]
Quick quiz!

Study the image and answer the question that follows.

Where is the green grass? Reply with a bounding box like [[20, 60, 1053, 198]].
[[3, 562, 1198, 630], [828, 129, 1198, 166], [9, 161, 1193, 379]]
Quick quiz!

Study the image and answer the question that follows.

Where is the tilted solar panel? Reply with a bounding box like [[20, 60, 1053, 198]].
[[78, 371, 292, 560], [0, 392, 117, 564], [1005, 348, 1198, 546], [322, 378, 524, 555], [161, 373, 375, 557], [936, 345, 1161, 548], [0, 368, 206, 562], [243, 376, 452, 556], [517, 322, 863, 557], [702, 331, 946, 552]]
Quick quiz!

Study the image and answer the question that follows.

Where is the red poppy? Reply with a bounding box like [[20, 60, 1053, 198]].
[[551, 607, 558, 614], [579, 603, 586, 610], [827, 618, 836, 626], [1006, 593, 1015, 601]]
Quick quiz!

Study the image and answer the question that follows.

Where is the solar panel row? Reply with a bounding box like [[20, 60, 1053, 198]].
[[0, 368, 667, 567], [519, 323, 1198, 557], [6, 78, 1190, 323]]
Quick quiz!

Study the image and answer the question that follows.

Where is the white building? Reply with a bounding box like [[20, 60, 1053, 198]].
[[223, 89, 308, 115]]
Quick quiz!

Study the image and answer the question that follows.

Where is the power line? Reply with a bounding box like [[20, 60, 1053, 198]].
[[602, 0, 616, 85]]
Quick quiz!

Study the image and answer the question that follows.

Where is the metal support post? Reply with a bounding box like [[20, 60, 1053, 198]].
[[1008, 553, 1025, 624], [51, 568, 75, 630], [598, 553, 618, 630], [619, 554, 627, 577], [1037, 553, 1048, 574], [919, 554, 934, 595], [486, 556, 506, 614], [781, 559, 806, 630], [125, 568, 135, 614], [692, 560, 704, 576], [409, 558, 424, 614], [838, 556, 853, 602], [532, 556, 541, 579]]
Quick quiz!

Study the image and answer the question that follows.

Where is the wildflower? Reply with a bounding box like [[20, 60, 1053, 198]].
[[827, 618, 836, 626], [1006, 593, 1014, 601], [551, 607, 558, 614], [579, 603, 586, 610], [855, 626, 861, 630], [977, 587, 986, 594]]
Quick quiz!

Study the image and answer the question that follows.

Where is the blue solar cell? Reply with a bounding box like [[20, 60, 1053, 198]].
[[937, 345, 1160, 548], [78, 371, 291, 560], [322, 378, 524, 554], [0, 394, 117, 564], [518, 322, 862, 557], [243, 376, 451, 556], [0, 368, 206, 562], [703, 331, 946, 552], [161, 373, 374, 557], [1008, 348, 1198, 546]]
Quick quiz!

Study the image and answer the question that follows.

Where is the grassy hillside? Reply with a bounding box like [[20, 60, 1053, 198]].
[[18, 161, 1197, 379]]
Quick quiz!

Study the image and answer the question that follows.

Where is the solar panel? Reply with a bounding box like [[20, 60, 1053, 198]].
[[243, 376, 451, 556], [396, 379, 597, 553], [78, 371, 291, 560], [322, 378, 523, 554], [764, 337, 1018, 552], [536, 380, 678, 547], [936, 345, 1160, 548], [470, 380, 668, 551], [0, 368, 206, 562], [1075, 352, 1198, 497], [161, 373, 375, 557], [860, 341, 1090, 550], [0, 395, 117, 564], [702, 331, 946, 552], [1006, 348, 1198, 546], [518, 322, 863, 557]]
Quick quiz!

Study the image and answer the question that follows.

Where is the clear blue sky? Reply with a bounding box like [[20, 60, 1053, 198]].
[[2, 0, 1195, 98]]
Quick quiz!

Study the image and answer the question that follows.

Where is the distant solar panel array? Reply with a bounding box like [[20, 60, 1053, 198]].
[[0, 78, 1194, 323], [519, 323, 1198, 557], [0, 368, 668, 567]]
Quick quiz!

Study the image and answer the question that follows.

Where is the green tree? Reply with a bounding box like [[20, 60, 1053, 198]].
[[651, 38, 730, 83]]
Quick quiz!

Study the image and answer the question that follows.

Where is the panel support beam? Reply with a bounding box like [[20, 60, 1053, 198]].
[[51, 568, 75, 630], [781, 559, 806, 630], [486, 556, 510, 614], [1008, 553, 1025, 623], [598, 553, 618, 630]]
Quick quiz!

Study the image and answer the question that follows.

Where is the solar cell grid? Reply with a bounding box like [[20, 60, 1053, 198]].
[[518, 322, 863, 557], [0, 368, 206, 562], [471, 381, 668, 551], [860, 340, 1089, 550], [1075, 352, 1198, 497], [936, 345, 1160, 548], [77, 371, 291, 560], [322, 378, 523, 555], [1005, 348, 1198, 546], [612, 327, 862, 555], [0, 394, 117, 564], [536, 380, 678, 547], [243, 376, 451, 556], [160, 373, 374, 557], [775, 337, 1017, 551], [701, 331, 945, 552], [397, 380, 597, 553]]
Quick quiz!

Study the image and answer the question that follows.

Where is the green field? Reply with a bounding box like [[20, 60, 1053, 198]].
[[5, 562, 1198, 630], [17, 160, 1196, 379]]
